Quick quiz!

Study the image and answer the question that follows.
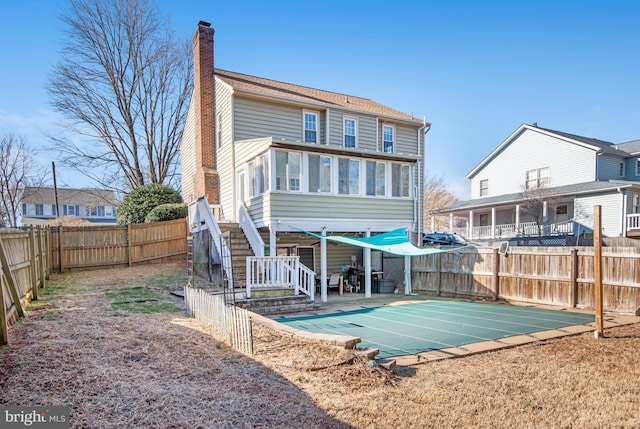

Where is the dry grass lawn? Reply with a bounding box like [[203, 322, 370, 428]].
[[1, 262, 639, 428]]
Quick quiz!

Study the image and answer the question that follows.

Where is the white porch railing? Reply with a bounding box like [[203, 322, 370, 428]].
[[463, 220, 576, 240], [627, 213, 640, 231], [246, 256, 315, 300], [239, 203, 265, 256]]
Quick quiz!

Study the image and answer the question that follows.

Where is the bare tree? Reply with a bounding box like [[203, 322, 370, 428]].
[[424, 174, 460, 232], [519, 184, 558, 241], [0, 133, 47, 227], [47, 0, 192, 191]]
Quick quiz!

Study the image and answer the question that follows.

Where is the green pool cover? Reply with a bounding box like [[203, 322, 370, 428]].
[[276, 301, 595, 358]]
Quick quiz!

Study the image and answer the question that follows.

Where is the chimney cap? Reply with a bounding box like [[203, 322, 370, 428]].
[[198, 20, 211, 27]]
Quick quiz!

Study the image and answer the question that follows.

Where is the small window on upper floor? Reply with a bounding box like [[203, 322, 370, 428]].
[[344, 117, 356, 148], [636, 159, 640, 176], [383, 125, 394, 153], [304, 111, 318, 143], [620, 161, 625, 177], [525, 167, 549, 189], [22, 204, 27, 215], [479, 179, 488, 197]]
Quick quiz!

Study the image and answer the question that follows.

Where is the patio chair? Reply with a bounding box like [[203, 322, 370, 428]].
[[328, 274, 341, 294]]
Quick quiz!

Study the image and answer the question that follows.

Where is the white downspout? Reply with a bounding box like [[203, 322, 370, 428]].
[[364, 228, 372, 298]]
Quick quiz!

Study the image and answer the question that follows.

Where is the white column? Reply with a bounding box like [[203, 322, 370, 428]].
[[491, 207, 496, 239], [469, 210, 474, 240], [404, 255, 411, 295], [543, 201, 548, 232], [320, 227, 327, 302], [449, 213, 454, 232], [515, 204, 520, 232], [621, 191, 628, 236], [364, 228, 372, 298]]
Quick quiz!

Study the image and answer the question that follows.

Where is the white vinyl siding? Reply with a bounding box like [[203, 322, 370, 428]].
[[575, 193, 623, 237], [469, 128, 596, 199], [215, 80, 235, 220]]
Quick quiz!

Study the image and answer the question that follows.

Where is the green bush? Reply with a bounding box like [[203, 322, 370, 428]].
[[144, 203, 188, 223], [117, 184, 182, 224]]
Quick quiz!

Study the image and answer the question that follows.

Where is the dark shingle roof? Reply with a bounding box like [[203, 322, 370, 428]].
[[537, 127, 631, 156], [22, 187, 119, 207], [214, 69, 424, 125]]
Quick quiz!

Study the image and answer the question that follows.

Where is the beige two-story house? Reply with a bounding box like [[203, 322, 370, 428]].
[[180, 21, 429, 298]]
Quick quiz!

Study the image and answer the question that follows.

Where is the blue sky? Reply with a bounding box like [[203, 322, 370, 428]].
[[1, 0, 639, 198]]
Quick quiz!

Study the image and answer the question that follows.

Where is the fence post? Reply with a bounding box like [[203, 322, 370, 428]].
[[569, 248, 578, 308], [492, 248, 500, 300], [28, 227, 38, 300], [0, 274, 8, 345], [45, 227, 51, 278], [435, 253, 441, 296], [127, 223, 133, 267], [59, 225, 64, 273], [37, 227, 45, 289], [0, 239, 24, 318]]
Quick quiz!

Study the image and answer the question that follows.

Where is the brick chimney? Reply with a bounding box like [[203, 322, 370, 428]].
[[192, 20, 219, 205]]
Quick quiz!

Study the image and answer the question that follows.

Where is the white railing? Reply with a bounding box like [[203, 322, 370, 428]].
[[246, 256, 315, 299], [184, 285, 253, 355], [627, 213, 640, 231], [239, 203, 265, 257], [466, 220, 575, 239], [188, 197, 233, 289]]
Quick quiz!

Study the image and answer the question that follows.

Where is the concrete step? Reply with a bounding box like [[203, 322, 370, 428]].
[[235, 295, 315, 315]]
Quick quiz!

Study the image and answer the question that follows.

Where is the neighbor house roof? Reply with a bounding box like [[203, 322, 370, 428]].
[[437, 180, 640, 213], [466, 124, 631, 179], [22, 187, 119, 207], [214, 69, 426, 126]]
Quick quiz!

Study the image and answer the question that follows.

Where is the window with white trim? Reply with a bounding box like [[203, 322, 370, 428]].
[[248, 155, 270, 197], [366, 161, 386, 196], [275, 151, 301, 191], [35, 204, 43, 216], [303, 111, 318, 143], [338, 158, 360, 195], [480, 179, 488, 197], [619, 161, 625, 177], [525, 167, 549, 189], [383, 125, 394, 153], [308, 155, 331, 193], [344, 117, 356, 148], [636, 159, 640, 176], [392, 163, 411, 197]]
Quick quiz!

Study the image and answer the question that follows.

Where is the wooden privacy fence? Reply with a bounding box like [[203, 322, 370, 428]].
[[49, 218, 188, 271], [412, 246, 640, 315], [184, 285, 253, 355], [1, 227, 50, 345]]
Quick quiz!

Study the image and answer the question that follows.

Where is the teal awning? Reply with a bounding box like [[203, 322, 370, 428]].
[[296, 228, 450, 256]]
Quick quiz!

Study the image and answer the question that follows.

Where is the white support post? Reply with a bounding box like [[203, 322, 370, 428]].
[[491, 207, 496, 239], [449, 213, 454, 233], [320, 228, 327, 302], [404, 255, 411, 295], [515, 204, 520, 232], [364, 228, 372, 298], [469, 210, 474, 240]]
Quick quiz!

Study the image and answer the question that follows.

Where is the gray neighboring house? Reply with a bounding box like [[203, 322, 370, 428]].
[[180, 21, 429, 287], [436, 124, 640, 241], [21, 187, 119, 226]]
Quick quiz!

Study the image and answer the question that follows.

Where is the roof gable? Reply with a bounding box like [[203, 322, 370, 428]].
[[466, 124, 624, 179], [214, 69, 424, 125]]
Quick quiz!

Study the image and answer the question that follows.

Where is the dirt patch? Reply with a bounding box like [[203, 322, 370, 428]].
[[2, 263, 640, 428]]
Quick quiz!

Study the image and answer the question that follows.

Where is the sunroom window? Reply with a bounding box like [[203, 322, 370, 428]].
[[275, 151, 301, 191], [308, 155, 331, 193], [366, 161, 386, 196], [338, 158, 360, 195], [392, 163, 411, 197]]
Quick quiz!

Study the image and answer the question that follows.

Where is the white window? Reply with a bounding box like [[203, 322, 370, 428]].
[[636, 159, 640, 176], [22, 204, 27, 215], [64, 205, 77, 216], [344, 117, 356, 148], [338, 158, 360, 195], [619, 161, 625, 177], [392, 163, 411, 197], [480, 179, 489, 197], [35, 204, 43, 216], [303, 111, 318, 143], [275, 151, 301, 191], [366, 161, 386, 196], [383, 125, 394, 153], [259, 153, 269, 194], [525, 168, 549, 189], [248, 159, 257, 196], [308, 155, 331, 193]]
